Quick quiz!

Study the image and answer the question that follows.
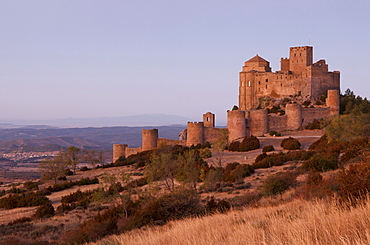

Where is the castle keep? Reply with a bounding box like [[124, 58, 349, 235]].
[[113, 46, 340, 160], [239, 46, 340, 111]]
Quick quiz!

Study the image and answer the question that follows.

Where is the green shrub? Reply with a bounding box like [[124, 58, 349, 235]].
[[340, 138, 369, 163], [0, 192, 50, 209], [262, 172, 297, 196], [306, 171, 323, 185], [255, 152, 268, 163], [229, 136, 260, 152], [228, 141, 240, 151], [80, 166, 91, 171], [23, 181, 39, 191], [305, 119, 321, 130], [34, 201, 55, 219], [222, 162, 254, 182], [7, 217, 32, 226], [64, 169, 73, 176], [77, 177, 99, 186], [262, 145, 275, 152], [269, 130, 281, 136], [281, 137, 301, 150], [240, 135, 260, 151], [308, 135, 328, 151], [303, 154, 338, 172], [337, 161, 370, 201], [206, 197, 231, 213]]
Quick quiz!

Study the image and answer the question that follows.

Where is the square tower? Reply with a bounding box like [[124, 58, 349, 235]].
[[289, 46, 313, 74], [203, 112, 215, 128]]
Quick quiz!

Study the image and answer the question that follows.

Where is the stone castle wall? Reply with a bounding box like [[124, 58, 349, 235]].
[[268, 114, 287, 132], [204, 127, 221, 143], [125, 147, 142, 156], [249, 110, 269, 136], [302, 107, 330, 126], [157, 138, 186, 147]]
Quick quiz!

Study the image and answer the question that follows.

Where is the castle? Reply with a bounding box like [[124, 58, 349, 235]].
[[113, 46, 340, 162]]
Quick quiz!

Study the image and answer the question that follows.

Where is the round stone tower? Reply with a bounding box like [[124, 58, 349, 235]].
[[327, 89, 340, 116], [113, 144, 127, 163], [286, 103, 302, 130], [227, 110, 246, 142], [187, 122, 204, 146], [250, 109, 269, 136], [142, 129, 158, 151]]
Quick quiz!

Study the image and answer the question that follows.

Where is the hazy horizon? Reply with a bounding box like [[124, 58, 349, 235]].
[[1, 1, 369, 124]]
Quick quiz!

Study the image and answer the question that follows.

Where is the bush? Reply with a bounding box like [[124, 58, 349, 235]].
[[63, 205, 125, 244], [308, 135, 328, 151], [306, 171, 323, 185], [269, 130, 281, 136], [262, 172, 297, 196], [337, 162, 370, 201], [80, 166, 91, 171], [206, 197, 231, 213], [34, 201, 55, 219], [262, 145, 275, 153], [239, 135, 260, 152], [156, 189, 204, 221], [340, 138, 369, 163], [222, 162, 254, 182], [228, 141, 240, 151], [255, 152, 268, 163], [305, 119, 321, 130], [229, 136, 260, 152], [57, 176, 67, 181], [23, 181, 39, 191], [303, 154, 338, 172], [77, 177, 99, 186], [64, 169, 73, 176], [281, 137, 301, 150], [7, 217, 32, 226], [0, 192, 50, 209]]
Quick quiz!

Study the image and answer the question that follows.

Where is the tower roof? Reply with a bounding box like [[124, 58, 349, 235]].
[[246, 54, 269, 63]]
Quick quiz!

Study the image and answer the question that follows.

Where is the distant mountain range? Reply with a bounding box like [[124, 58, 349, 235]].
[[0, 114, 192, 153], [0, 137, 103, 153], [0, 125, 186, 152], [0, 114, 193, 128]]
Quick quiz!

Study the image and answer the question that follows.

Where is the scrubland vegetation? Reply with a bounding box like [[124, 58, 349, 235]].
[[90, 196, 370, 245], [1, 89, 370, 244]]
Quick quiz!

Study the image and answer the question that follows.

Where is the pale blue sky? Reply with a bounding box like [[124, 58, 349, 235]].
[[0, 0, 369, 125]]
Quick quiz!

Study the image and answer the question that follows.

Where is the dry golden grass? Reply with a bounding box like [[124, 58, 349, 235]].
[[90, 196, 370, 245]]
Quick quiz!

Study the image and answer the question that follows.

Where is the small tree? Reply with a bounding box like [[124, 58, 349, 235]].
[[145, 153, 177, 192], [211, 128, 229, 187], [176, 150, 202, 191], [325, 113, 370, 142], [39, 155, 68, 184], [64, 146, 81, 174], [82, 149, 99, 168]]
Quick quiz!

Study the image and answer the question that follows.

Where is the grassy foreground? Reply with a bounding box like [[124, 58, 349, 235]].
[[89, 196, 370, 245]]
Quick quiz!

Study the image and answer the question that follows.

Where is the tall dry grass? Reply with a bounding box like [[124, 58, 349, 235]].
[[90, 197, 370, 245]]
